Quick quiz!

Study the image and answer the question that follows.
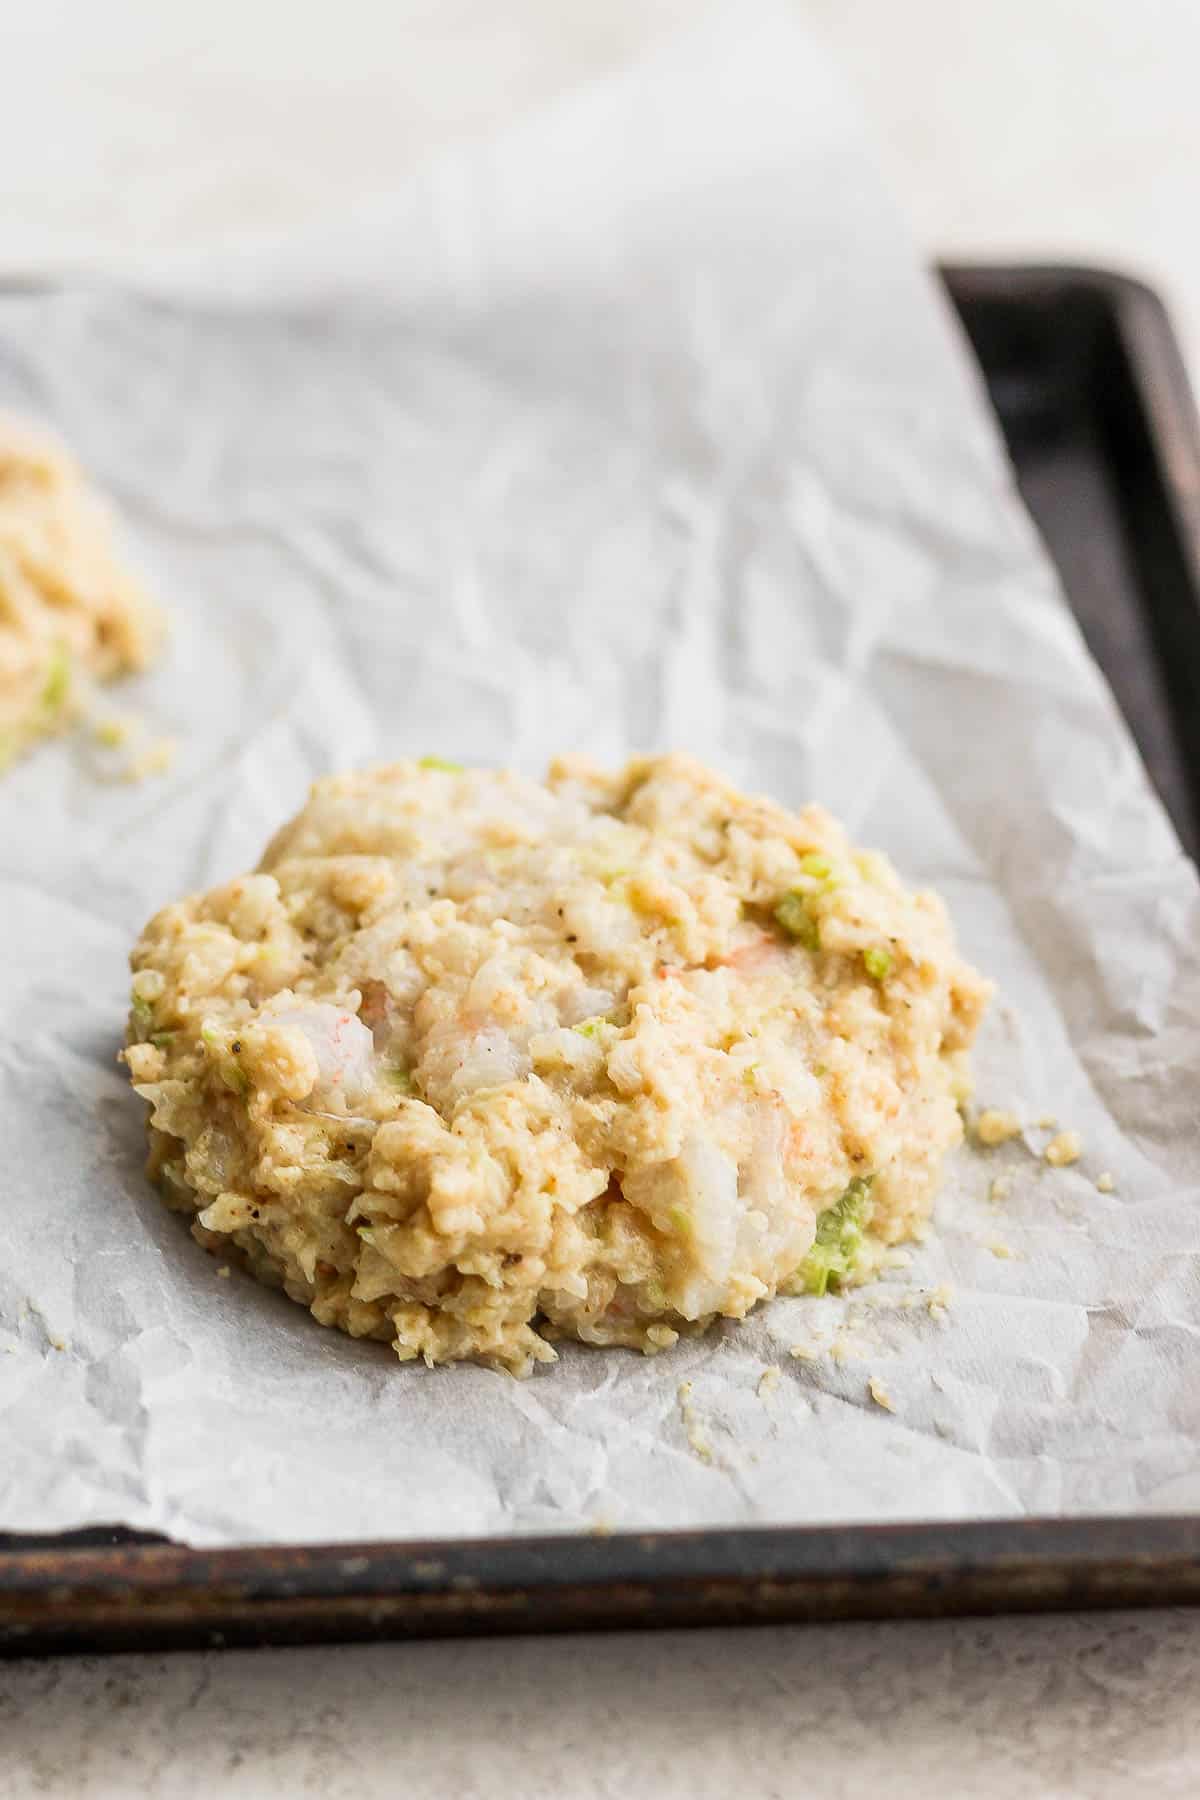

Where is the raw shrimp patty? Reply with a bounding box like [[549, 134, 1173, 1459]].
[[0, 416, 162, 769], [123, 754, 991, 1372]]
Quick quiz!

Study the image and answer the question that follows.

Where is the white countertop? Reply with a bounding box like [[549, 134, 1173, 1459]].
[[4, 5, 1199, 1795], [809, 0, 1200, 377], [7, 1608, 1200, 1798], [4, 0, 1199, 377]]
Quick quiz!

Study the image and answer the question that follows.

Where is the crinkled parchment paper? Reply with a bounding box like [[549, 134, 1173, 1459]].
[[2, 6, 1198, 1547]]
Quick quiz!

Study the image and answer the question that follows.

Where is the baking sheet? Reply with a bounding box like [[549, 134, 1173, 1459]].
[[2, 5, 1199, 1549]]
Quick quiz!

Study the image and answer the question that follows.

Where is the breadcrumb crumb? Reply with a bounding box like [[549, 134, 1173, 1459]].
[[757, 1365, 782, 1398], [1044, 1130, 1082, 1168], [217, 1266, 231, 1279], [90, 711, 175, 782], [926, 1282, 954, 1320], [857, 1288, 911, 1315], [986, 1238, 1020, 1260], [829, 1331, 870, 1365], [676, 1381, 713, 1463], [868, 1376, 896, 1412], [976, 1108, 1022, 1146], [1096, 1171, 1115, 1194], [93, 715, 134, 748], [1036, 1113, 1059, 1130], [122, 735, 176, 783], [989, 1175, 1012, 1204]]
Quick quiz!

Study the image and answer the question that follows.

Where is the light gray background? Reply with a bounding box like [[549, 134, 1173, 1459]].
[[5, 1611, 1200, 1800], [3, 4, 1199, 1795]]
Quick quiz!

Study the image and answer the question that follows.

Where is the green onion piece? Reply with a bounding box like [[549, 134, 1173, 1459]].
[[149, 1031, 175, 1049], [385, 1064, 413, 1092], [417, 756, 464, 773], [130, 994, 154, 1035], [799, 852, 832, 881], [794, 1176, 875, 1296], [863, 946, 892, 982], [41, 643, 71, 715], [774, 891, 820, 951], [573, 1018, 612, 1041]]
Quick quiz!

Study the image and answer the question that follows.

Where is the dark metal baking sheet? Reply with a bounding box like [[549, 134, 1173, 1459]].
[[944, 264, 1200, 858], [4, 263, 1199, 1655], [4, 1518, 1200, 1657]]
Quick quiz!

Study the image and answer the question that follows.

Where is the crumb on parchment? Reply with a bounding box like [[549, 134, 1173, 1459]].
[[790, 1282, 955, 1355], [94, 715, 134, 748], [122, 735, 176, 783], [976, 1108, 1022, 1146], [677, 1381, 714, 1464], [217, 1266, 231, 1279], [874, 1284, 951, 1318], [1044, 1130, 1083, 1168], [1036, 1114, 1059, 1130], [757, 1365, 782, 1398], [1096, 1171, 1115, 1193], [868, 1377, 896, 1412], [989, 1175, 1012, 1204], [789, 1324, 874, 1366], [91, 710, 176, 782]]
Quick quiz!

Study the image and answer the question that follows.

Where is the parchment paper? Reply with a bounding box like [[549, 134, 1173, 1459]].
[[2, 6, 1199, 1547]]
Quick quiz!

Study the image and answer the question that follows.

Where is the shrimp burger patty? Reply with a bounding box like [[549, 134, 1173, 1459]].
[[123, 754, 990, 1373]]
